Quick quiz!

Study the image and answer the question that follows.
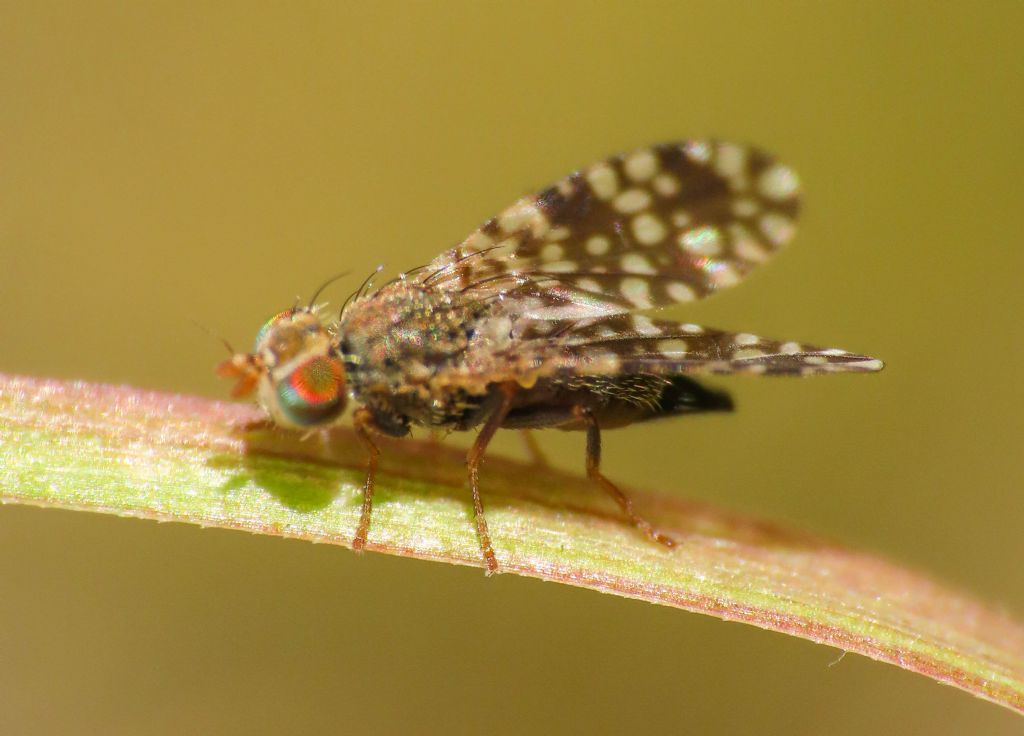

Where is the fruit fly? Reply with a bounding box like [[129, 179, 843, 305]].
[[219, 140, 883, 574]]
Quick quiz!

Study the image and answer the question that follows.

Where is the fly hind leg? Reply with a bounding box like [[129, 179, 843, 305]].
[[519, 429, 550, 468], [572, 406, 677, 549]]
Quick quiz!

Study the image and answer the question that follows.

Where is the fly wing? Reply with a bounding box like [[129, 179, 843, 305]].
[[507, 315, 884, 379], [418, 140, 801, 319]]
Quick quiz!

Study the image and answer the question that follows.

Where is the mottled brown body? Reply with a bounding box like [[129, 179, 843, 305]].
[[335, 280, 495, 435], [337, 280, 732, 438]]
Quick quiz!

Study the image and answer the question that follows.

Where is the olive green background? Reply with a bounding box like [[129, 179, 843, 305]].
[[1, 2, 1021, 734]]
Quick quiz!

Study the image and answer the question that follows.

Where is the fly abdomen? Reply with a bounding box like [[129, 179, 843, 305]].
[[498, 373, 732, 430], [581, 374, 732, 427], [654, 375, 733, 417]]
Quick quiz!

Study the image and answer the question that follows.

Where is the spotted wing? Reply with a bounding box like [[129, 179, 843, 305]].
[[516, 315, 885, 378], [418, 140, 801, 318]]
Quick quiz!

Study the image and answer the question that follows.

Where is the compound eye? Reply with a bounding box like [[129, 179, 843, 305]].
[[253, 310, 295, 352], [274, 354, 347, 426]]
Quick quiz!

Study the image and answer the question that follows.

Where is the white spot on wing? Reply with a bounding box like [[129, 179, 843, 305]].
[[759, 213, 796, 246], [732, 198, 760, 217], [758, 164, 801, 201], [586, 235, 611, 256], [715, 143, 747, 179], [540, 243, 564, 261], [632, 315, 662, 336], [658, 338, 690, 356], [463, 232, 494, 250], [679, 225, 723, 256], [613, 188, 652, 214], [620, 277, 653, 308], [586, 163, 619, 200], [652, 173, 680, 197], [499, 200, 550, 238], [683, 140, 712, 163], [671, 210, 692, 228], [666, 281, 696, 302], [631, 213, 667, 245], [709, 264, 741, 288], [624, 149, 658, 181], [620, 253, 656, 275], [730, 223, 770, 263]]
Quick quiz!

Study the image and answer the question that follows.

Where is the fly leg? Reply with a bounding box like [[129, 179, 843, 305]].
[[467, 383, 517, 575], [352, 407, 381, 551], [519, 429, 550, 468], [572, 406, 677, 549], [239, 417, 277, 433]]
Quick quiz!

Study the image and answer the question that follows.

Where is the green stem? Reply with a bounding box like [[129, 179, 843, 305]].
[[1, 373, 1022, 714]]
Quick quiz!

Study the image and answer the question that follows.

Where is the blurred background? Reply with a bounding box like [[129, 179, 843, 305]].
[[1, 2, 1022, 733]]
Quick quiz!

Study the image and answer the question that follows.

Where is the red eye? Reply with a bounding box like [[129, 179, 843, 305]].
[[275, 355, 347, 426], [290, 356, 343, 403]]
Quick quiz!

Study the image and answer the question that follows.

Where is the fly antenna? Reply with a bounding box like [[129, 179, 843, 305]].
[[188, 318, 237, 356]]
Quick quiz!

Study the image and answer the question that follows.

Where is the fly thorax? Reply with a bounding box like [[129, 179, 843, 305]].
[[338, 282, 488, 398]]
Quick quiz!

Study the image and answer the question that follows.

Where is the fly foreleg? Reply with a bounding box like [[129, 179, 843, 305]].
[[467, 382, 517, 575], [352, 407, 382, 551]]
